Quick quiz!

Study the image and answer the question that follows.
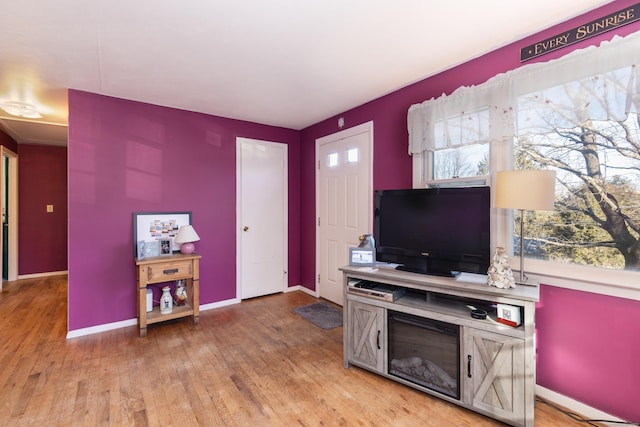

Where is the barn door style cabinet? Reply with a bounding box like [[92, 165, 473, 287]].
[[341, 265, 538, 427], [347, 301, 385, 372], [464, 328, 526, 422]]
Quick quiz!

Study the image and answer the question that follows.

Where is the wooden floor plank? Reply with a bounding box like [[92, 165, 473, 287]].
[[0, 275, 602, 426]]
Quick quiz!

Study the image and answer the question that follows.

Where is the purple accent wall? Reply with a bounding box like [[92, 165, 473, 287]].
[[68, 91, 300, 331], [298, 1, 640, 421], [537, 286, 640, 421], [0, 128, 18, 153], [19, 144, 68, 274]]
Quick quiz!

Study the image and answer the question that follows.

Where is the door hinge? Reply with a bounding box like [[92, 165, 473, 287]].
[[317, 274, 320, 283], [317, 160, 320, 170], [317, 217, 320, 226]]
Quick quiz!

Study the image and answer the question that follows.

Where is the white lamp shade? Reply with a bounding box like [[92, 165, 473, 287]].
[[495, 170, 556, 211], [174, 225, 200, 244]]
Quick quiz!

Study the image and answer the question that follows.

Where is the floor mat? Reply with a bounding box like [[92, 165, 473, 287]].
[[294, 301, 343, 329]]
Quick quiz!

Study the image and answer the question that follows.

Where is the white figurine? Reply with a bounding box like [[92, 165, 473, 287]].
[[487, 247, 516, 288]]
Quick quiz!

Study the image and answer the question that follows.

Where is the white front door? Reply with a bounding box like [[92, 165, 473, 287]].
[[236, 137, 288, 300], [316, 122, 373, 305]]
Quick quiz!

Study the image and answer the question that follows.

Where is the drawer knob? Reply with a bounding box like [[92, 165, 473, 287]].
[[163, 268, 179, 275]]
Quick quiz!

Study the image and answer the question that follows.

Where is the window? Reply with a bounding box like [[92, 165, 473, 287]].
[[431, 108, 490, 180], [327, 152, 339, 167], [516, 72, 640, 270], [408, 31, 640, 294], [346, 147, 359, 163]]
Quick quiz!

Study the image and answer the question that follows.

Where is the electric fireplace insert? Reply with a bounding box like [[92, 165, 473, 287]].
[[388, 310, 460, 400]]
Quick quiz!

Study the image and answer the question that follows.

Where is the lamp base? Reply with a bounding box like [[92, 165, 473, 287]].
[[515, 276, 539, 287], [180, 242, 195, 254]]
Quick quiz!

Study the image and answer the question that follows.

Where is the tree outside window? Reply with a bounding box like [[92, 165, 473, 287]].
[[516, 69, 640, 270]]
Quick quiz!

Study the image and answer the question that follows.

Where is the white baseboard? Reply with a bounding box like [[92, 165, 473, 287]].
[[19, 271, 68, 279], [66, 297, 240, 339], [199, 298, 239, 312], [66, 287, 319, 339], [66, 318, 137, 339], [536, 385, 626, 425], [286, 284, 318, 298]]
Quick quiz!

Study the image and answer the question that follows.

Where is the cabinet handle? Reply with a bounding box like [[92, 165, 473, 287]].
[[467, 355, 472, 378], [376, 330, 381, 350], [163, 268, 179, 275]]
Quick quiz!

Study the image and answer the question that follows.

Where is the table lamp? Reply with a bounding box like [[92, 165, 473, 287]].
[[174, 225, 200, 254], [494, 169, 556, 284]]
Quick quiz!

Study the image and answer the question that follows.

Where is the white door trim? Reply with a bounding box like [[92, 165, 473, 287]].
[[315, 121, 374, 299], [235, 137, 288, 301], [0, 146, 18, 290]]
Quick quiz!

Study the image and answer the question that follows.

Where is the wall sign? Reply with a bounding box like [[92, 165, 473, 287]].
[[520, 3, 640, 62]]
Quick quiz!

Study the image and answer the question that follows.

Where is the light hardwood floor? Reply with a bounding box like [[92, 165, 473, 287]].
[[0, 275, 599, 426]]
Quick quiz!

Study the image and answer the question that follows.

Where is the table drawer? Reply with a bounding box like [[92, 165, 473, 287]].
[[146, 260, 192, 281]]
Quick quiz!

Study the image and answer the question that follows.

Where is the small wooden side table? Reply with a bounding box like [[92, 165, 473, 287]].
[[135, 253, 201, 337]]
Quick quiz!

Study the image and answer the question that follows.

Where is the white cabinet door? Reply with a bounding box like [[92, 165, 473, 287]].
[[464, 328, 526, 426], [347, 300, 384, 372]]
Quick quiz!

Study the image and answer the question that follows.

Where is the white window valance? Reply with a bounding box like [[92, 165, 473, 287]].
[[408, 30, 640, 155]]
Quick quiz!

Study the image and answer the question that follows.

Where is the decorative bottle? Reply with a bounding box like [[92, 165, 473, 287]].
[[174, 280, 187, 306], [160, 286, 173, 314]]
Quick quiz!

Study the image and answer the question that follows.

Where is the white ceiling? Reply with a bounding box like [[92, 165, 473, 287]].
[[0, 0, 613, 146]]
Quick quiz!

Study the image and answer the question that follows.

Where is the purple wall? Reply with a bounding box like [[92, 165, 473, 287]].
[[537, 286, 640, 421], [299, 1, 640, 421], [0, 128, 18, 153], [68, 91, 300, 330], [19, 144, 68, 274]]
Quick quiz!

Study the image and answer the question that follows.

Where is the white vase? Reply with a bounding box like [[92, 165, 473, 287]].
[[160, 286, 173, 314]]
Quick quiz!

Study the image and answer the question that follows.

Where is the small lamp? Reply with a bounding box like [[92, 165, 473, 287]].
[[174, 225, 200, 254], [494, 170, 556, 284]]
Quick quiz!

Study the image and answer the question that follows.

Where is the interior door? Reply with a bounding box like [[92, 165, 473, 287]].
[[316, 122, 373, 305], [236, 137, 288, 300], [2, 155, 8, 281], [0, 147, 17, 290]]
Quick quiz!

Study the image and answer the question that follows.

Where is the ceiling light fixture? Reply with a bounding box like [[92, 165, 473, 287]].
[[0, 101, 42, 119]]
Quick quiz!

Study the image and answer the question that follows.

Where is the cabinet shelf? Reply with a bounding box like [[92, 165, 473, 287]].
[[146, 303, 194, 324], [394, 291, 526, 338]]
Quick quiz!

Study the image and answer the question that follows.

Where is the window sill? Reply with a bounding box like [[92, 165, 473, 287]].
[[509, 257, 640, 301]]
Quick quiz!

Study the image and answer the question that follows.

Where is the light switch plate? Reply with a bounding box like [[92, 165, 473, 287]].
[[46, 204, 54, 213]]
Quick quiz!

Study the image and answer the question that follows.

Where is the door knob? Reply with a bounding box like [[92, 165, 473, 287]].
[[243, 226, 250, 232]]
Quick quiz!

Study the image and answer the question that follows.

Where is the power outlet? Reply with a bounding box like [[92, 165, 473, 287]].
[[46, 204, 54, 213]]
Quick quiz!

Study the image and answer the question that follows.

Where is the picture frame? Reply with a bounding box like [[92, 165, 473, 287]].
[[159, 238, 172, 256], [137, 240, 146, 260], [133, 211, 192, 257], [349, 247, 376, 267], [144, 240, 160, 258]]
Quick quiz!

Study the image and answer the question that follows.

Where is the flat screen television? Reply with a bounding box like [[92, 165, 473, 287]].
[[374, 186, 490, 276]]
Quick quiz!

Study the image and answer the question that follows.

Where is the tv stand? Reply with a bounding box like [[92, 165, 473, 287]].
[[341, 265, 539, 427]]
